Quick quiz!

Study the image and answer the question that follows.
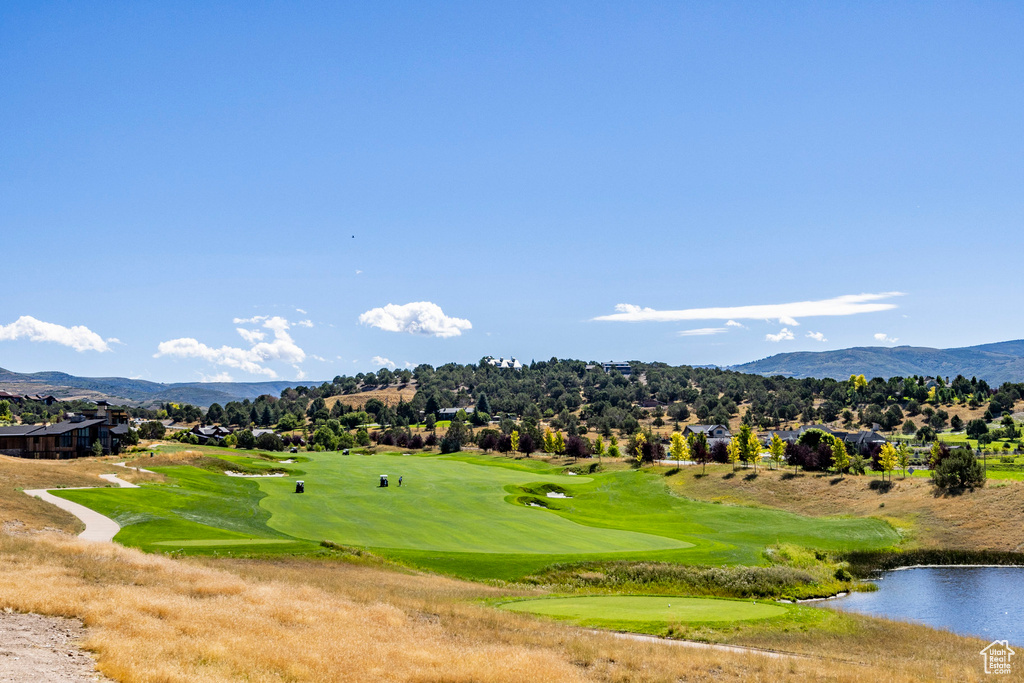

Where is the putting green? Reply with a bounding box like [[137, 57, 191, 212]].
[[256, 454, 692, 554], [503, 595, 786, 624]]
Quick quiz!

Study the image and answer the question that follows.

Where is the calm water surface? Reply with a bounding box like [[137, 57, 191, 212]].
[[829, 566, 1024, 645]]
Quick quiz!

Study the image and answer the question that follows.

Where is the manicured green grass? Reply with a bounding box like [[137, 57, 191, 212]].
[[501, 595, 787, 627], [54, 450, 899, 577]]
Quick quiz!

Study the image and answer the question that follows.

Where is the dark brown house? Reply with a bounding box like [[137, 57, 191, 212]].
[[0, 404, 130, 459]]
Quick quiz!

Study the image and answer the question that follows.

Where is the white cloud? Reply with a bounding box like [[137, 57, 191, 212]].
[[296, 319, 313, 328], [594, 292, 904, 326], [292, 365, 306, 380], [806, 331, 828, 342], [359, 301, 472, 338], [355, 270, 363, 275], [155, 316, 307, 378], [677, 327, 727, 337], [236, 328, 265, 344], [725, 320, 744, 328], [199, 372, 234, 383], [372, 355, 397, 369], [295, 308, 307, 315], [766, 328, 796, 342], [874, 333, 899, 344], [310, 355, 327, 362], [0, 316, 114, 352]]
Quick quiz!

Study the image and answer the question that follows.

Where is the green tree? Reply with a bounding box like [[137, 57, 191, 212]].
[[91, 439, 104, 457], [553, 430, 566, 455], [236, 429, 255, 449], [932, 449, 985, 490], [593, 435, 605, 462], [607, 435, 621, 459], [632, 432, 647, 467], [950, 414, 964, 432]]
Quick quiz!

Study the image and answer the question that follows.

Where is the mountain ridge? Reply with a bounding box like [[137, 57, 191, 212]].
[[730, 339, 1024, 384]]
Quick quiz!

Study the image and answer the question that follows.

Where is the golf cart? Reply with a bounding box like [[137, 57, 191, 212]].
[[295, 480, 305, 494], [379, 474, 389, 488]]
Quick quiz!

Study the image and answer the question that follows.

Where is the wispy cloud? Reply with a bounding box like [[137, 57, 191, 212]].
[[874, 333, 899, 344], [806, 331, 828, 342], [594, 292, 904, 326], [0, 316, 115, 352], [725, 320, 744, 328], [371, 355, 396, 369], [359, 302, 472, 338], [766, 328, 795, 342], [677, 327, 727, 337], [155, 316, 307, 378], [296, 320, 313, 328]]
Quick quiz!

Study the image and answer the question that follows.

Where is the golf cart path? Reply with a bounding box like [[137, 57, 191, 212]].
[[23, 463, 142, 543]]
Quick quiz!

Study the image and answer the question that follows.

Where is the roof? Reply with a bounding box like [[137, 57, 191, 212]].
[[0, 425, 44, 436], [685, 424, 729, 434], [110, 424, 130, 435], [38, 418, 106, 435], [437, 407, 474, 415]]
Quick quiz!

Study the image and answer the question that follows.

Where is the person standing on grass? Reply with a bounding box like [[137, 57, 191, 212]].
[[398, 475, 403, 487]]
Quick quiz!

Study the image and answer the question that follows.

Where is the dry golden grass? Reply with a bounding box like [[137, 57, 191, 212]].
[[0, 532, 998, 682], [325, 386, 417, 411], [671, 464, 1024, 551]]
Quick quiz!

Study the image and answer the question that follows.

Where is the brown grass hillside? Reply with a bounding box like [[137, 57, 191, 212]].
[[325, 385, 416, 411], [0, 532, 996, 682]]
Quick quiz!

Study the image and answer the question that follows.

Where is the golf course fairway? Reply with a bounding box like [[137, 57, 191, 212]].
[[54, 449, 899, 578], [255, 453, 690, 554], [502, 595, 788, 625]]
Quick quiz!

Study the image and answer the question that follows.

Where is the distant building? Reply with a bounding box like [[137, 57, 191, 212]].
[[601, 361, 632, 376], [765, 424, 888, 454], [0, 403, 130, 459], [483, 356, 523, 370], [684, 424, 731, 440], [191, 425, 234, 444], [436, 407, 475, 419]]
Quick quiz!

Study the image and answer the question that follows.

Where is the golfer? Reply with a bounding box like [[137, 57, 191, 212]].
[[398, 475, 403, 487]]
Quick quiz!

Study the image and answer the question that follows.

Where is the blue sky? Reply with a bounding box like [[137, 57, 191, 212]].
[[2, 2, 1023, 383]]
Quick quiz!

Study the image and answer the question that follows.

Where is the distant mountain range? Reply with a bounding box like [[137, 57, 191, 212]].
[[730, 340, 1024, 385], [0, 367, 318, 407]]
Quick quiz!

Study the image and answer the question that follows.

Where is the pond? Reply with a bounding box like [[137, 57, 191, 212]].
[[829, 566, 1024, 646]]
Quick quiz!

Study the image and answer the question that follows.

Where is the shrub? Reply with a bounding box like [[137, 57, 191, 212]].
[[932, 448, 986, 490], [255, 432, 285, 452]]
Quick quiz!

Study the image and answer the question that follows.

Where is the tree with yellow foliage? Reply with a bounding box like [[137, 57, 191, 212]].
[[768, 433, 786, 471], [669, 432, 689, 468], [633, 432, 647, 466], [553, 430, 566, 455], [727, 436, 741, 470], [542, 428, 555, 454], [878, 442, 898, 483], [831, 438, 850, 478], [510, 430, 519, 455]]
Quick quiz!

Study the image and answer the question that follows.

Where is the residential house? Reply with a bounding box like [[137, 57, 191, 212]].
[[190, 425, 234, 444], [0, 403, 130, 459], [684, 424, 732, 440], [484, 356, 523, 370], [766, 424, 888, 455], [436, 407, 475, 419], [601, 361, 632, 377]]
